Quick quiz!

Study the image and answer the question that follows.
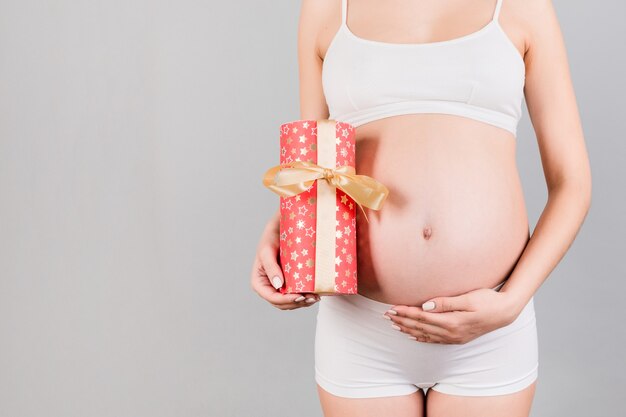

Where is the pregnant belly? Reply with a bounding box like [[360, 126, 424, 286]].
[[353, 114, 530, 306]]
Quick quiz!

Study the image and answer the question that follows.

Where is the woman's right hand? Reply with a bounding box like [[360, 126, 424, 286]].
[[251, 215, 320, 310]]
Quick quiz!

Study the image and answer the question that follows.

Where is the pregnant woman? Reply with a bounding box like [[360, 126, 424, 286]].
[[251, 0, 591, 416]]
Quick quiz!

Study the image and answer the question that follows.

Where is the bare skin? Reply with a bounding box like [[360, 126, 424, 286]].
[[317, 382, 536, 417], [252, 0, 591, 415]]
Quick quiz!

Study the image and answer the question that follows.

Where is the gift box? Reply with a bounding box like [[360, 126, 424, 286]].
[[262, 119, 389, 295]]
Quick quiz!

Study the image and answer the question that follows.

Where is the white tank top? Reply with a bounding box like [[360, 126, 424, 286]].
[[322, 0, 525, 137]]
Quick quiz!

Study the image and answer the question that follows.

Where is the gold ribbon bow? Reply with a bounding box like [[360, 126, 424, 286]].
[[262, 160, 389, 223]]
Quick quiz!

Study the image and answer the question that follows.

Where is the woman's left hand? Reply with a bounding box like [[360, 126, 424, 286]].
[[384, 287, 518, 344]]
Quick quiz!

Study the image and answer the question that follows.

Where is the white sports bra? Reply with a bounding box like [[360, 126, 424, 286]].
[[322, 0, 526, 137]]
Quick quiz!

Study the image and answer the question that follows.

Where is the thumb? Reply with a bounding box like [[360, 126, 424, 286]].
[[267, 266, 284, 290], [259, 247, 285, 290]]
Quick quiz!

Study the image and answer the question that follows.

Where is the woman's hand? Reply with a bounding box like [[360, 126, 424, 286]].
[[250, 215, 319, 310], [383, 287, 518, 344]]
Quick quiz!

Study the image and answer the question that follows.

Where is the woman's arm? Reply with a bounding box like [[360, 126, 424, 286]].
[[263, 0, 332, 235], [499, 0, 592, 315], [298, 0, 333, 119], [250, 0, 335, 309]]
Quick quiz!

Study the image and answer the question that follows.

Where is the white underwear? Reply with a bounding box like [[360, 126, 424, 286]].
[[314, 281, 538, 398]]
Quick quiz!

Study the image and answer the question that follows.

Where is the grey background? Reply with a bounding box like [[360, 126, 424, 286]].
[[0, 0, 622, 416]]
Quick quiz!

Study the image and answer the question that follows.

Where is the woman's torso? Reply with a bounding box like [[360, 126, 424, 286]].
[[321, 0, 530, 305]]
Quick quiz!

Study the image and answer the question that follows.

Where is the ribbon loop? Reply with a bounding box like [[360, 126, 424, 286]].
[[262, 160, 389, 224]]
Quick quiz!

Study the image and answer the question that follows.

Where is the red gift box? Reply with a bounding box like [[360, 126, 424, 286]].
[[263, 119, 389, 295]]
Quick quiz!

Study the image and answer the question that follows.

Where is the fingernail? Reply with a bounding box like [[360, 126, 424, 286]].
[[271, 276, 283, 289], [422, 301, 435, 311], [408, 335, 417, 340], [382, 314, 391, 320], [305, 297, 317, 303], [391, 324, 401, 331], [386, 309, 397, 315], [294, 296, 305, 302]]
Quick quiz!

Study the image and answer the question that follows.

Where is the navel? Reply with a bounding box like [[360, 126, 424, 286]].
[[422, 226, 432, 240]]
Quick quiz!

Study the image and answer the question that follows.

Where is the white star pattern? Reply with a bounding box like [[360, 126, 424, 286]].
[[276, 120, 358, 295]]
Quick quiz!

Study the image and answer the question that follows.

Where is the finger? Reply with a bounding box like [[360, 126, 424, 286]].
[[387, 314, 448, 338], [409, 333, 443, 343], [254, 276, 305, 306], [251, 261, 320, 308], [255, 281, 319, 309], [396, 326, 445, 344], [418, 294, 474, 313], [251, 257, 303, 306], [416, 334, 446, 344], [301, 295, 321, 306], [274, 295, 320, 310], [256, 247, 322, 307], [391, 321, 456, 344], [258, 245, 285, 290], [387, 306, 463, 331]]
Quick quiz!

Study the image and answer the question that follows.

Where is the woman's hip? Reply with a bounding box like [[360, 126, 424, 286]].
[[314, 289, 538, 396]]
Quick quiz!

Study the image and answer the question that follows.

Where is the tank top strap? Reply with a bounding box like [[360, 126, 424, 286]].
[[492, 0, 503, 22], [341, 0, 348, 26]]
